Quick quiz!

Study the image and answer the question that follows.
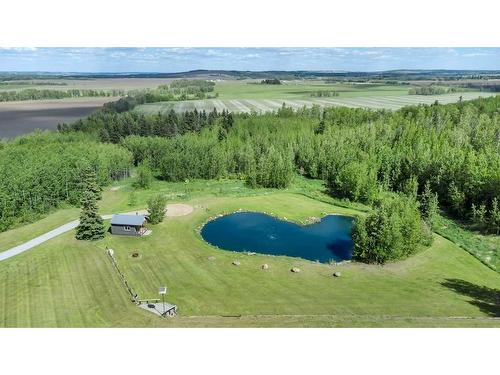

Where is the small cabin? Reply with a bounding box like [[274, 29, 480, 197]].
[[110, 214, 147, 236]]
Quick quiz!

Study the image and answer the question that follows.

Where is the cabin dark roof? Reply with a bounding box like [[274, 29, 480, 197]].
[[110, 214, 146, 226]]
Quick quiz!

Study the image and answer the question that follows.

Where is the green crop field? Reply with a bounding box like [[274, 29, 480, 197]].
[[214, 79, 410, 99], [1, 178, 499, 328], [136, 79, 497, 114]]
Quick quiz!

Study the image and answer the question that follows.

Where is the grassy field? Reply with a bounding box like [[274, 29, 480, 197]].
[[435, 214, 499, 272], [137, 79, 496, 113], [0, 78, 173, 92], [214, 80, 410, 99], [1, 178, 499, 327]]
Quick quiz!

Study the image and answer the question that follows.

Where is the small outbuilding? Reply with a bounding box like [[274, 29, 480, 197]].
[[110, 214, 147, 236]]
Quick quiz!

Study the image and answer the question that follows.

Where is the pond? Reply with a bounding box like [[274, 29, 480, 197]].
[[200, 212, 354, 263]]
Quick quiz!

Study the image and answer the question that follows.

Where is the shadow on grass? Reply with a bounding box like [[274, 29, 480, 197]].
[[441, 279, 500, 317]]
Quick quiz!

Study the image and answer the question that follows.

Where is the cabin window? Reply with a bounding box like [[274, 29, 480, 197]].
[[124, 226, 131, 231]]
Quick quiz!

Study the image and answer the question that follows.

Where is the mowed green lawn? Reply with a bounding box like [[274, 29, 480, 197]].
[[1, 191, 499, 327]]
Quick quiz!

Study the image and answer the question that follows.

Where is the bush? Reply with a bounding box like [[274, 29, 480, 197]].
[[147, 194, 167, 224], [133, 160, 153, 189], [352, 195, 426, 264], [326, 161, 378, 204]]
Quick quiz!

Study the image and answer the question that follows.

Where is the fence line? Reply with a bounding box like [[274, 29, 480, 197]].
[[106, 247, 140, 304]]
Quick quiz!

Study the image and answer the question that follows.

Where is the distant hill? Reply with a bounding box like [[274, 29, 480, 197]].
[[1, 69, 500, 81]]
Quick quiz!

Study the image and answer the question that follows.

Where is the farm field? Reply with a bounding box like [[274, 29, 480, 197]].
[[2, 77, 496, 138], [1, 179, 499, 328], [137, 91, 497, 114], [0, 97, 117, 138], [214, 79, 410, 99], [0, 78, 174, 92]]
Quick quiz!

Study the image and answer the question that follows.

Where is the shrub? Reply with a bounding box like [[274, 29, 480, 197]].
[[147, 194, 167, 224], [352, 195, 426, 264], [133, 160, 153, 189]]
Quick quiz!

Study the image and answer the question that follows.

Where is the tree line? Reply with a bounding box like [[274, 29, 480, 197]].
[[58, 105, 234, 144], [0, 81, 68, 86], [408, 86, 464, 95], [0, 88, 126, 102], [310, 90, 339, 98], [260, 79, 282, 85]]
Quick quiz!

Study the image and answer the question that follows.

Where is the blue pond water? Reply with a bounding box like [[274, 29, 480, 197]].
[[201, 212, 354, 263]]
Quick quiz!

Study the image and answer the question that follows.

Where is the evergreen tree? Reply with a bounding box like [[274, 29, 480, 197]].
[[217, 126, 227, 141], [80, 165, 102, 200], [75, 190, 105, 240], [147, 194, 167, 224], [315, 119, 326, 135], [222, 111, 234, 131]]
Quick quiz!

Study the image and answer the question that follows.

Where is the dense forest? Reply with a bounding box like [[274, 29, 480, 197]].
[[2, 93, 499, 263], [0, 132, 132, 231], [59, 106, 234, 143]]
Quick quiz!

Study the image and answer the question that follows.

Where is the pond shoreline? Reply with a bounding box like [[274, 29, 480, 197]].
[[199, 210, 354, 264]]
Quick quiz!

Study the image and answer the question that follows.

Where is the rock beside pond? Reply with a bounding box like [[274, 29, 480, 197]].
[[261, 264, 269, 270], [306, 216, 320, 224], [208, 256, 216, 261], [232, 260, 241, 266], [291, 267, 301, 273], [334, 271, 342, 277]]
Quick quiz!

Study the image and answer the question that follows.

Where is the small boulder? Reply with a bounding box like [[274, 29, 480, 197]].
[[208, 256, 216, 261], [261, 264, 269, 270], [232, 260, 241, 266], [333, 271, 342, 277], [291, 267, 301, 273]]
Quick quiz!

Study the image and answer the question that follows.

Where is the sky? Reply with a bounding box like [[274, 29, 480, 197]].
[[0, 48, 499, 73]]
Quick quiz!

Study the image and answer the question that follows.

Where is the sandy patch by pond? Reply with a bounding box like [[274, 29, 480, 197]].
[[119, 203, 193, 218], [165, 203, 194, 217]]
